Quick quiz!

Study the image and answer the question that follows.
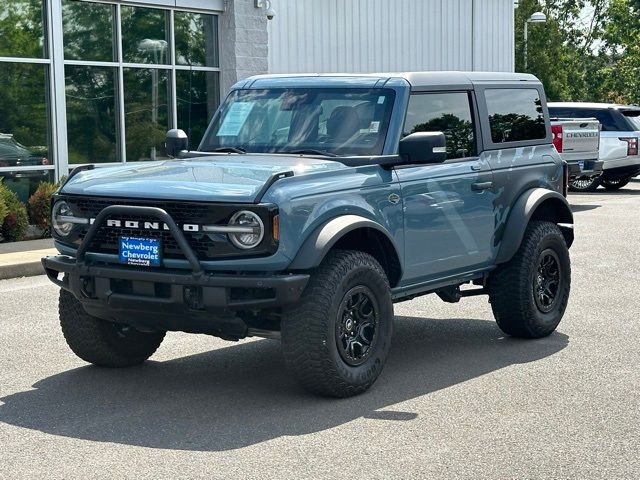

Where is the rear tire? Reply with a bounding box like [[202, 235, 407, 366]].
[[569, 176, 600, 192], [59, 289, 165, 367], [488, 221, 571, 338], [281, 250, 394, 397], [601, 176, 631, 190]]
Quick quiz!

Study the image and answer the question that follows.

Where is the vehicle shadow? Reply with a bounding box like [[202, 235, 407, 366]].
[[0, 316, 568, 452], [570, 204, 601, 212], [574, 188, 640, 196]]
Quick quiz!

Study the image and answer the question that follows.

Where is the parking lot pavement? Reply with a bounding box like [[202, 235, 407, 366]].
[[0, 181, 639, 480]]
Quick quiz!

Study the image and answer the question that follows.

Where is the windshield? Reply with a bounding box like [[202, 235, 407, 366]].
[[622, 110, 640, 131], [200, 88, 395, 156]]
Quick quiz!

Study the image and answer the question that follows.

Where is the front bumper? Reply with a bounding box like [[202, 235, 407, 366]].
[[43, 203, 308, 339], [43, 255, 309, 337], [568, 160, 604, 180]]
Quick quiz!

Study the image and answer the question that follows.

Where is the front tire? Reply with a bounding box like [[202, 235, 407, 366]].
[[488, 221, 571, 338], [59, 289, 165, 367], [601, 176, 631, 190], [281, 250, 393, 397]]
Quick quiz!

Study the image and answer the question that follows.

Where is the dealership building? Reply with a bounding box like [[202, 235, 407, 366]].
[[0, 0, 515, 202]]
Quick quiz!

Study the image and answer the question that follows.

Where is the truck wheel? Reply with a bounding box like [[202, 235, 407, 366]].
[[601, 176, 631, 190], [488, 221, 570, 339], [281, 250, 393, 397], [59, 289, 165, 367], [569, 176, 600, 192]]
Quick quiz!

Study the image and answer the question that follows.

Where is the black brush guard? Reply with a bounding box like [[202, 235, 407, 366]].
[[42, 205, 309, 338]]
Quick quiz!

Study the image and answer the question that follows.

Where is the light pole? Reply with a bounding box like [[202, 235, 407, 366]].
[[138, 39, 167, 161], [524, 11, 547, 71]]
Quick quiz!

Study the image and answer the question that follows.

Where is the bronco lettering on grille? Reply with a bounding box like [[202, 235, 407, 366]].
[[97, 218, 201, 232]]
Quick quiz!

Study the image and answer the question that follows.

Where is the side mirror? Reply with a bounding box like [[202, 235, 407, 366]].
[[398, 132, 447, 164], [166, 129, 188, 158]]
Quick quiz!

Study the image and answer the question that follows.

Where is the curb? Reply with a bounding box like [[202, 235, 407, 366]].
[[0, 260, 46, 281]]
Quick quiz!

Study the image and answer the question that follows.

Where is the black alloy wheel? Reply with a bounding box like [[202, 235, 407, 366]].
[[533, 249, 562, 314], [336, 286, 379, 366]]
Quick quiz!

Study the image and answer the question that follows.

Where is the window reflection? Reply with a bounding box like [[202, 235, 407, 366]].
[[176, 70, 219, 148], [62, 0, 115, 62], [121, 6, 170, 65], [0, 63, 50, 168], [124, 68, 170, 161], [175, 12, 218, 67], [0, 170, 53, 204], [65, 65, 118, 164], [485, 89, 546, 143], [403, 93, 477, 159], [0, 0, 46, 59]]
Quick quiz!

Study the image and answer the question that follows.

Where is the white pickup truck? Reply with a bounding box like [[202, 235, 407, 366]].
[[549, 117, 603, 190], [549, 103, 640, 191]]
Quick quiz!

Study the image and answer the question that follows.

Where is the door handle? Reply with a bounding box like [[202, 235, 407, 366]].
[[471, 181, 493, 191]]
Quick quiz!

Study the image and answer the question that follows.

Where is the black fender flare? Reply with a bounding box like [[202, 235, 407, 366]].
[[289, 215, 400, 271], [495, 188, 574, 264]]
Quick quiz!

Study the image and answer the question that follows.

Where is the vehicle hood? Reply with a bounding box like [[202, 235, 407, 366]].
[[60, 155, 346, 203]]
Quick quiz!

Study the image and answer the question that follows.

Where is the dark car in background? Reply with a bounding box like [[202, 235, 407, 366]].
[[0, 134, 51, 203]]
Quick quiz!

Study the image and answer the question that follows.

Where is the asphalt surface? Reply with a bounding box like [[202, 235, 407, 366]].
[[1, 181, 639, 480]]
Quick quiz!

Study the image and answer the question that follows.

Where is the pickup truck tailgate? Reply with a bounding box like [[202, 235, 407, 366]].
[[560, 119, 600, 154]]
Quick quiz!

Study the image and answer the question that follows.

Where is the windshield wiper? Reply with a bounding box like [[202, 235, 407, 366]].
[[279, 148, 338, 157], [207, 146, 246, 154]]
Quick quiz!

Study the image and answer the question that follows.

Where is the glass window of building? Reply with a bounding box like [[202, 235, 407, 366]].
[[0, 0, 47, 59], [65, 65, 119, 164], [176, 71, 220, 149], [0, 0, 52, 194], [121, 6, 170, 65], [124, 68, 170, 161], [175, 12, 218, 67], [0, 63, 50, 168], [62, 0, 116, 62], [0, 62, 53, 202], [2, 0, 221, 194]]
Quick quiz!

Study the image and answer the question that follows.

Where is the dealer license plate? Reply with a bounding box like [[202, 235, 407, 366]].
[[119, 237, 161, 267]]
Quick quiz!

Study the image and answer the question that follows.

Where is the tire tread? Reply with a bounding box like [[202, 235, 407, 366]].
[[59, 290, 165, 367], [281, 250, 392, 397], [488, 221, 570, 338]]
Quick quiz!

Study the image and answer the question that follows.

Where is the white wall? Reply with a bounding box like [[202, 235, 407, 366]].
[[267, 0, 514, 74]]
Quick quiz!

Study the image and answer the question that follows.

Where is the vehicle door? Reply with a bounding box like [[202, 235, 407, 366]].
[[394, 91, 495, 285], [479, 86, 561, 260]]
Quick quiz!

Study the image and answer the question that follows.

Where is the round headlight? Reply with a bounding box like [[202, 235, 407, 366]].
[[228, 210, 264, 249], [52, 201, 75, 237]]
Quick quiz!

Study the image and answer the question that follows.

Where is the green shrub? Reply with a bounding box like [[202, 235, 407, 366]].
[[28, 181, 59, 233], [0, 182, 29, 242], [0, 191, 7, 227]]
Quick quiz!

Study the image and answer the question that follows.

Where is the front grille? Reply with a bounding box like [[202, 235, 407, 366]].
[[62, 196, 277, 261]]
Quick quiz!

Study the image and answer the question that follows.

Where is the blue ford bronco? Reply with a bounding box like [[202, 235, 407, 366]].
[[43, 72, 573, 397]]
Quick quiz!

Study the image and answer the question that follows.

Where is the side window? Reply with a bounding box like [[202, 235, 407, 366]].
[[485, 88, 546, 143], [548, 107, 571, 119], [403, 92, 477, 159], [589, 110, 619, 131], [556, 109, 617, 131]]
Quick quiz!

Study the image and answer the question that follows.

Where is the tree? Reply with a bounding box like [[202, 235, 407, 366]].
[[516, 0, 640, 105]]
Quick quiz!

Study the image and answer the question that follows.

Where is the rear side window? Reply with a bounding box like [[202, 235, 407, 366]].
[[621, 110, 640, 131], [485, 89, 546, 143], [548, 107, 619, 131], [403, 92, 477, 159]]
